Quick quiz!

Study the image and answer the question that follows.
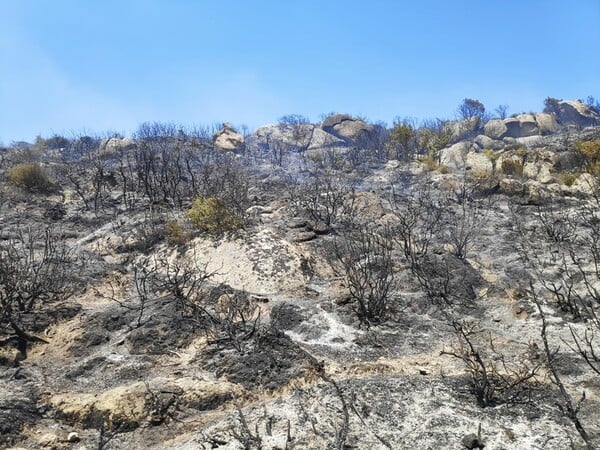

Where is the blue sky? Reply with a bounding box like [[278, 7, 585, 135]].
[[1, 0, 599, 143]]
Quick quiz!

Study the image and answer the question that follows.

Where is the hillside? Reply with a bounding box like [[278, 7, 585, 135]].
[[1, 98, 600, 449]]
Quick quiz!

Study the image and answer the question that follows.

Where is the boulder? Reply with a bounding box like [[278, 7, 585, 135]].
[[307, 127, 346, 151], [572, 172, 598, 195], [504, 114, 539, 138], [474, 134, 504, 151], [439, 142, 471, 169], [535, 112, 559, 135], [444, 117, 480, 142], [551, 100, 600, 127], [213, 122, 244, 151], [484, 119, 508, 140], [465, 151, 494, 175], [553, 151, 585, 172], [253, 123, 315, 152], [99, 137, 136, 155], [515, 135, 544, 148], [321, 114, 374, 143], [523, 162, 553, 183], [499, 178, 525, 196]]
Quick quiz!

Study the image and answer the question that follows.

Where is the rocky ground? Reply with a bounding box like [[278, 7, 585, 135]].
[[1, 104, 600, 449]]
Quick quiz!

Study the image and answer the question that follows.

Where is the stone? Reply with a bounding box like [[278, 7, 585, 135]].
[[535, 112, 559, 135], [551, 100, 600, 127], [484, 119, 507, 140], [213, 122, 244, 151], [292, 231, 316, 243], [385, 159, 401, 169], [465, 151, 493, 175], [504, 115, 539, 138], [474, 134, 504, 151], [572, 172, 598, 195], [99, 137, 136, 155], [499, 178, 525, 196], [439, 142, 472, 169], [287, 218, 308, 229], [308, 221, 330, 235], [523, 162, 554, 184], [321, 114, 374, 143], [553, 151, 584, 172], [67, 432, 80, 443], [444, 117, 480, 142], [252, 123, 315, 152], [527, 181, 545, 205], [462, 433, 485, 449], [515, 135, 544, 147]]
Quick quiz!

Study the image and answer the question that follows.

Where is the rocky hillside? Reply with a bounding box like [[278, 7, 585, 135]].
[[1, 99, 600, 449]]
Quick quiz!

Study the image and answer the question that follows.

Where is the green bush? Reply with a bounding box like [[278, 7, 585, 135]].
[[575, 140, 600, 175], [186, 197, 242, 234], [6, 163, 56, 194]]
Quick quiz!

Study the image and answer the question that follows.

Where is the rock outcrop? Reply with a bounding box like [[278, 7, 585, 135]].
[[504, 114, 539, 138], [484, 119, 508, 140], [439, 142, 472, 169], [99, 137, 136, 155], [535, 112, 559, 135], [213, 122, 244, 151], [321, 114, 374, 143], [549, 100, 600, 127]]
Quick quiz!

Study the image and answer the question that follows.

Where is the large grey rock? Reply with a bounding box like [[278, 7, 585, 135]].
[[307, 127, 346, 151], [99, 137, 136, 155], [444, 117, 480, 142], [465, 151, 493, 174], [504, 114, 539, 138], [439, 142, 472, 169], [523, 162, 553, 183], [484, 119, 508, 140], [321, 114, 374, 143], [550, 100, 600, 127], [213, 122, 244, 151], [572, 172, 598, 195], [474, 134, 504, 151], [553, 151, 585, 172], [253, 123, 314, 152], [515, 135, 544, 148], [535, 112, 559, 135]]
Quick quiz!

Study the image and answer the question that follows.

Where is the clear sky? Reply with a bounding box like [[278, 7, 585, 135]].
[[1, 0, 599, 143]]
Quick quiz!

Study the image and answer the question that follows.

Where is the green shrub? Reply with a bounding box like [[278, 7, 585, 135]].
[[6, 163, 56, 194], [186, 197, 243, 234], [575, 140, 600, 175]]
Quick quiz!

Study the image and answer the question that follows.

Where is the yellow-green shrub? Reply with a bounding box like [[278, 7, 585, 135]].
[[185, 197, 242, 234], [6, 163, 56, 193], [575, 140, 600, 175]]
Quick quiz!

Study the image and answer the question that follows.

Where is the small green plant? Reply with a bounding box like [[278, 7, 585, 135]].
[[6, 163, 56, 194], [186, 197, 243, 234]]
